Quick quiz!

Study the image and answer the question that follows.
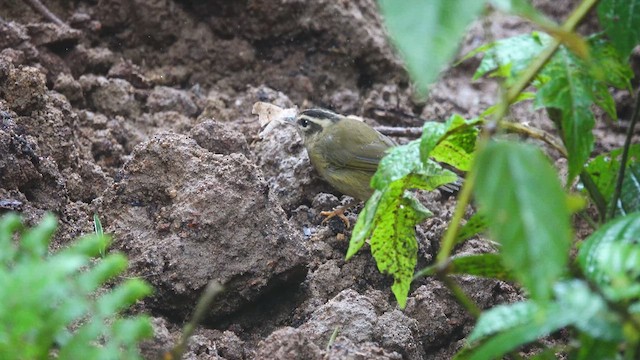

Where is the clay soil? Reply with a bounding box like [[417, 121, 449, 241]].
[[0, 0, 636, 359]]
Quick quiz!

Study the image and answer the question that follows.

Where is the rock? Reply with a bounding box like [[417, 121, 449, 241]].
[[53, 72, 84, 105], [251, 123, 332, 212], [189, 119, 249, 155], [147, 86, 199, 117], [0, 113, 42, 190], [326, 337, 402, 360], [404, 281, 471, 355], [299, 289, 378, 345], [108, 59, 151, 89], [0, 20, 30, 49], [81, 75, 141, 117], [254, 327, 323, 360], [373, 310, 425, 360], [0, 65, 47, 115], [101, 133, 309, 321], [26, 23, 82, 48]]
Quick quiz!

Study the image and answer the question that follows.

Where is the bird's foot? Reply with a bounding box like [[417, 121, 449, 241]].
[[321, 206, 350, 229]]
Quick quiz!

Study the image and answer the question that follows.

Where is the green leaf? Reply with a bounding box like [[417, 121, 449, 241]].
[[468, 32, 552, 84], [415, 253, 513, 281], [0, 213, 152, 359], [421, 115, 480, 171], [78, 253, 128, 293], [535, 47, 595, 183], [456, 212, 488, 243], [570, 333, 619, 360], [553, 280, 622, 340], [598, 0, 640, 60], [578, 212, 640, 301], [0, 213, 22, 264], [474, 141, 571, 302], [617, 163, 640, 215], [460, 280, 621, 359], [378, 0, 487, 94], [94, 214, 106, 257], [369, 184, 431, 308], [588, 37, 634, 119], [372, 140, 458, 190], [97, 278, 153, 316], [585, 144, 640, 216], [347, 190, 382, 260], [450, 253, 513, 280], [60, 234, 111, 258], [19, 213, 57, 261]]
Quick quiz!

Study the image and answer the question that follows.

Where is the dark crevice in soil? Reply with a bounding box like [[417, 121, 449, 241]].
[[205, 265, 309, 335]]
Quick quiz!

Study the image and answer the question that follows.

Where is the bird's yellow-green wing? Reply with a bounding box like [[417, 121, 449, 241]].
[[319, 118, 395, 172]]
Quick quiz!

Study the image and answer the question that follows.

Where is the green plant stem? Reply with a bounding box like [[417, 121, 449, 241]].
[[607, 86, 640, 220], [434, 0, 600, 318], [504, 0, 599, 114], [580, 170, 607, 221], [436, 168, 476, 264], [438, 274, 481, 318], [169, 281, 223, 360], [437, 0, 600, 264], [326, 326, 340, 351]]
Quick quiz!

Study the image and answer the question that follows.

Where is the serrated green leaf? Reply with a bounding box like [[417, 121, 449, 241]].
[[97, 279, 153, 316], [578, 212, 640, 302], [378, 0, 487, 95], [421, 114, 480, 171], [369, 184, 429, 309], [112, 317, 154, 343], [451, 253, 513, 280], [415, 253, 513, 281], [535, 47, 595, 183], [590, 37, 634, 92], [598, 0, 640, 60], [461, 280, 620, 359], [372, 140, 458, 190], [474, 141, 571, 302], [60, 234, 111, 258], [456, 212, 488, 243], [585, 144, 640, 216], [347, 190, 383, 260], [588, 37, 634, 119], [78, 253, 128, 293], [471, 32, 553, 84], [0, 213, 152, 359], [554, 280, 622, 340]]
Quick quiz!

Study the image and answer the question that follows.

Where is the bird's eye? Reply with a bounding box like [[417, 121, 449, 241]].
[[299, 119, 309, 128]]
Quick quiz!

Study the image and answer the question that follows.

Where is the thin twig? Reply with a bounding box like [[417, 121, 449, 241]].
[[500, 121, 567, 157], [24, 0, 67, 27], [374, 126, 422, 138], [168, 281, 224, 360], [438, 274, 481, 318], [608, 87, 640, 220]]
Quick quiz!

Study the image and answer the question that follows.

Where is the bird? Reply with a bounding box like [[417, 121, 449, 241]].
[[289, 108, 396, 228]]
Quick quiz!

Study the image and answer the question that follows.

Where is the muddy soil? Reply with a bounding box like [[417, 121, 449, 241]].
[[0, 0, 635, 359]]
